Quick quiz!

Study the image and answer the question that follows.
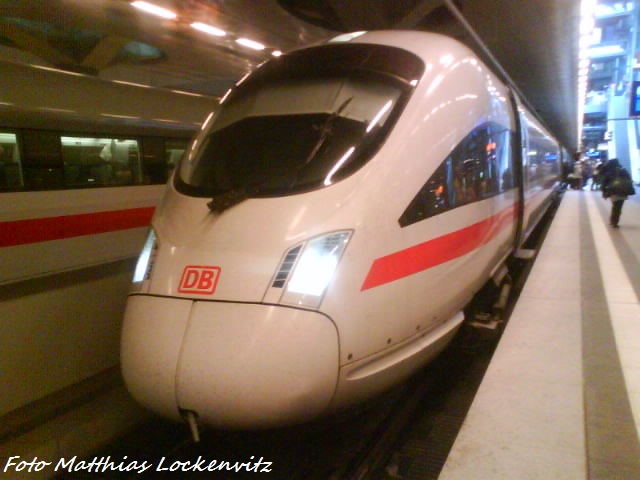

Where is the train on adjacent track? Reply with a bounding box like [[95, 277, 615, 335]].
[[0, 60, 217, 284], [117, 30, 564, 432], [0, 61, 217, 416]]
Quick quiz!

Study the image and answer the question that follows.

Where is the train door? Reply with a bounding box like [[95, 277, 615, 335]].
[[508, 91, 527, 250]]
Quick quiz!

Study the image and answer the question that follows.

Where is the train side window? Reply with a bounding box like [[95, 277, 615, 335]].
[[60, 136, 141, 188], [141, 137, 165, 184], [487, 124, 513, 194], [493, 126, 513, 191], [0, 131, 24, 190], [22, 129, 64, 190], [398, 159, 450, 227], [165, 138, 188, 174], [528, 136, 559, 189], [399, 122, 511, 228], [141, 137, 189, 184]]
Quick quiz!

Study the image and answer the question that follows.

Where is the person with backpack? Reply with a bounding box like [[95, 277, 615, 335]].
[[600, 158, 636, 228]]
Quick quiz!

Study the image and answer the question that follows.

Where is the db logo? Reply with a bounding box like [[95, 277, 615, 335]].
[[178, 265, 221, 294]]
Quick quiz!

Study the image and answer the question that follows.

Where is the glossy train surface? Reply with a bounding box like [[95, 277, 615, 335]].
[[121, 31, 562, 429]]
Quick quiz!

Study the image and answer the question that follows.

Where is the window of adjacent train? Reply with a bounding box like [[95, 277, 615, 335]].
[[22, 129, 64, 189], [176, 43, 424, 197], [399, 122, 513, 227], [165, 138, 188, 173], [0, 132, 23, 190], [60, 136, 141, 187], [141, 137, 188, 184]]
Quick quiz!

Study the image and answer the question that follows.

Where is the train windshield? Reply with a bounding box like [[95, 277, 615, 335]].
[[176, 43, 423, 200]]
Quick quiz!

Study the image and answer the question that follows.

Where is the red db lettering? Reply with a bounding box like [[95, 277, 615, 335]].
[[178, 266, 221, 294]]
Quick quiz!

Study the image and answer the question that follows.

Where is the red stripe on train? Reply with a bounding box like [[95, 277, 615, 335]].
[[0, 207, 155, 247], [360, 203, 516, 291]]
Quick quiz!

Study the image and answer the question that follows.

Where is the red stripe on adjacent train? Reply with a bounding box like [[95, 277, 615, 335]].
[[360, 204, 516, 291], [0, 207, 155, 247]]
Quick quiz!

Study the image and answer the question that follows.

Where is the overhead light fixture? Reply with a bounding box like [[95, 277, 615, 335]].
[[329, 31, 367, 43], [113, 79, 151, 89], [170, 89, 206, 97], [272, 50, 283, 57], [578, 0, 596, 149], [236, 38, 265, 51], [39, 107, 76, 114], [101, 113, 140, 120], [191, 22, 226, 37], [588, 45, 625, 57], [131, 1, 177, 19], [30, 64, 85, 77]]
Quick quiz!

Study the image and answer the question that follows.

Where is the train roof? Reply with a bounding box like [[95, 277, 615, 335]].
[[0, 61, 218, 135]]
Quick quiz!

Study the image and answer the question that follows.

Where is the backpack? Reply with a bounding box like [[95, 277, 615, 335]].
[[608, 167, 636, 196]]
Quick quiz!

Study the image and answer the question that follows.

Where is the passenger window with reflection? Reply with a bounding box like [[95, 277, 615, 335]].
[[399, 122, 513, 228], [22, 129, 64, 190], [0, 131, 24, 190], [165, 138, 188, 174], [526, 130, 559, 189], [61, 136, 141, 188], [141, 137, 188, 184]]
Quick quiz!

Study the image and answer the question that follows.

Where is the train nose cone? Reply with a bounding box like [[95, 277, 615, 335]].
[[175, 302, 339, 429], [121, 296, 339, 429]]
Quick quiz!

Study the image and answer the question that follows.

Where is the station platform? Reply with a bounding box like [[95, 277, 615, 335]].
[[440, 189, 640, 479]]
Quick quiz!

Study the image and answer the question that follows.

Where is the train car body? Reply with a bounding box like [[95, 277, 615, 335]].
[[121, 31, 560, 429], [0, 60, 218, 284], [0, 61, 217, 416]]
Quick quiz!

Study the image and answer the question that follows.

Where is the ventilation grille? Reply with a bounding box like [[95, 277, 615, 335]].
[[271, 245, 302, 288]]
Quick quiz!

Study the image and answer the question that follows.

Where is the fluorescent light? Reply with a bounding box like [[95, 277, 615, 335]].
[[191, 22, 226, 37], [578, 0, 596, 148], [170, 89, 205, 97], [113, 79, 151, 88], [588, 45, 625, 57], [329, 31, 366, 43], [236, 38, 265, 50], [101, 113, 140, 119], [152, 118, 181, 123], [38, 107, 76, 113], [30, 64, 85, 77], [131, 1, 177, 19]]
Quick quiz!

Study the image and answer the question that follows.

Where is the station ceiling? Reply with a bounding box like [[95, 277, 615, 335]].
[[0, 0, 580, 151]]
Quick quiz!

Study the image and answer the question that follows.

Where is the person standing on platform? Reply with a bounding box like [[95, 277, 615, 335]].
[[600, 158, 636, 228], [569, 158, 583, 189], [581, 158, 592, 189], [591, 159, 604, 190]]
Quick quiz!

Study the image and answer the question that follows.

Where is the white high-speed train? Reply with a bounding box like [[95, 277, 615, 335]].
[[121, 31, 562, 432]]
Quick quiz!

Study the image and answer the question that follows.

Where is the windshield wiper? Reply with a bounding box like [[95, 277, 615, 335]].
[[209, 97, 356, 210], [303, 96, 354, 167], [207, 187, 251, 213], [286, 95, 354, 189]]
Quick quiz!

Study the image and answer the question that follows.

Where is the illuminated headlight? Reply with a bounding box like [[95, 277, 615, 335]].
[[131, 228, 158, 293], [279, 230, 352, 309]]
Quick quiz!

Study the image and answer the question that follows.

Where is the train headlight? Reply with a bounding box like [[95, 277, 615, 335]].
[[279, 231, 352, 309], [131, 228, 158, 293]]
